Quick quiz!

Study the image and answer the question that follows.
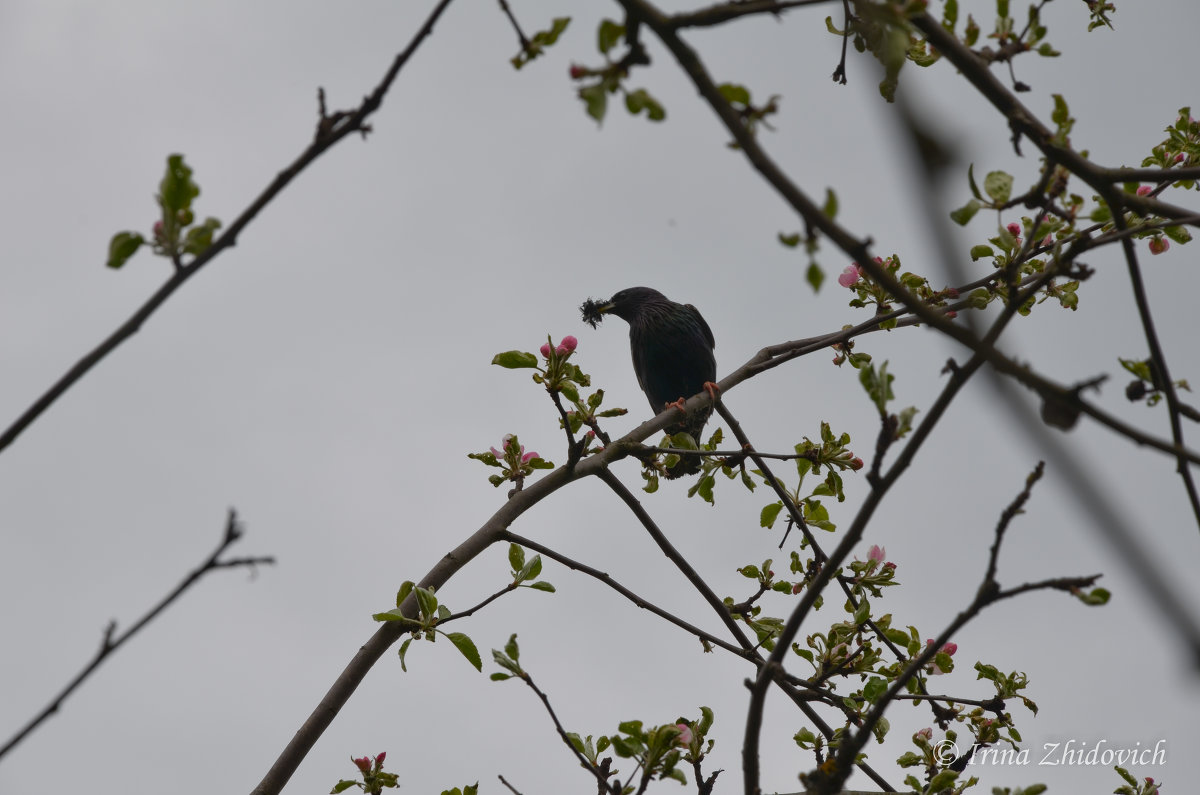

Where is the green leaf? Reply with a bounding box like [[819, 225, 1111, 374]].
[[1051, 93, 1071, 127], [778, 232, 802, 247], [949, 198, 981, 225], [528, 580, 556, 592], [516, 554, 542, 582], [508, 543, 525, 572], [966, 163, 982, 199], [492, 350, 538, 368], [579, 82, 608, 123], [597, 18, 624, 54], [331, 780, 358, 793], [717, 83, 750, 106], [106, 231, 145, 269], [822, 188, 839, 219], [984, 170, 1013, 203], [1075, 587, 1110, 606], [535, 17, 570, 47], [445, 631, 483, 671], [760, 501, 784, 528], [414, 586, 438, 619], [372, 608, 418, 625], [625, 89, 666, 121], [927, 769, 959, 791], [942, 0, 958, 28], [805, 262, 824, 292], [1164, 225, 1193, 244], [396, 580, 415, 608], [158, 153, 200, 213], [183, 217, 221, 256], [398, 637, 413, 672], [969, 244, 994, 261]]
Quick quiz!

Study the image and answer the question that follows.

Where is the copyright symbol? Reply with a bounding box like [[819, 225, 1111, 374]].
[[933, 739, 959, 766]]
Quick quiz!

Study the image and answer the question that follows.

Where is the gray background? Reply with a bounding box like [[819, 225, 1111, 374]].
[[2, 1, 1196, 793]]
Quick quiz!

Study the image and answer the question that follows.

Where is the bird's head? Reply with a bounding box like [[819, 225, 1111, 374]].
[[580, 287, 666, 328]]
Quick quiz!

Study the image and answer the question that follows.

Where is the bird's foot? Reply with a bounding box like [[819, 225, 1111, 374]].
[[667, 397, 688, 414], [703, 381, 720, 404]]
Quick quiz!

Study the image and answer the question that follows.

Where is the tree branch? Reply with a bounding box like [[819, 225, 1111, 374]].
[[0, 509, 271, 761], [0, 0, 458, 457]]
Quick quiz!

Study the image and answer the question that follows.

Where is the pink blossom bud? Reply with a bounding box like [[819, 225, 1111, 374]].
[[1006, 222, 1021, 238], [942, 642, 958, 656], [540, 343, 552, 358], [1137, 185, 1153, 196], [916, 727, 933, 741], [559, 335, 578, 353], [375, 752, 386, 766], [944, 287, 959, 299], [569, 64, 588, 79], [675, 723, 693, 745], [838, 265, 861, 288], [848, 456, 864, 471], [521, 451, 539, 463], [883, 561, 896, 570], [353, 757, 371, 774], [867, 545, 886, 563], [1175, 153, 1186, 163], [1040, 234, 1053, 247], [1149, 237, 1169, 255]]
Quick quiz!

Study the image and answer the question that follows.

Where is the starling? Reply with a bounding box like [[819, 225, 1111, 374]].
[[581, 287, 717, 477]]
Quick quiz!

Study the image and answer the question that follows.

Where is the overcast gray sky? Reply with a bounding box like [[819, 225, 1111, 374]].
[[2, 1, 1198, 793]]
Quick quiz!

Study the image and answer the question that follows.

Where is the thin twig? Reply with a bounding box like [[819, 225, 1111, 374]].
[[496, 0, 532, 51], [520, 672, 619, 794], [596, 468, 756, 652], [0, 509, 271, 761], [0, 0, 457, 457], [501, 531, 750, 658]]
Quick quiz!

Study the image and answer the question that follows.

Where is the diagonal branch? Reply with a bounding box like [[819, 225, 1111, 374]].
[[501, 530, 750, 658], [0, 509, 272, 761], [0, 0, 458, 457]]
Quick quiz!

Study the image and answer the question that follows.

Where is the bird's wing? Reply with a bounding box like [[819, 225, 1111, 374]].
[[684, 303, 716, 350]]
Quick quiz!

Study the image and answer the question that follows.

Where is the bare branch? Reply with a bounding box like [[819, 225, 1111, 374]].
[[0, 509, 271, 761]]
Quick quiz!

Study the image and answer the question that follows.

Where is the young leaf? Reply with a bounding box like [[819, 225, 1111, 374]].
[[445, 631, 483, 671], [984, 170, 1013, 204], [492, 351, 539, 369], [106, 231, 145, 269], [597, 18, 624, 54], [158, 153, 200, 213]]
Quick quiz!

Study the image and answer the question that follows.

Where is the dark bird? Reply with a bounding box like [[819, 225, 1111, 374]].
[[581, 287, 718, 477]]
